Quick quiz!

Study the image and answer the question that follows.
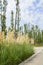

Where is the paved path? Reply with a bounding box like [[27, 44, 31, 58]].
[[19, 47, 43, 65], [34, 47, 43, 53]]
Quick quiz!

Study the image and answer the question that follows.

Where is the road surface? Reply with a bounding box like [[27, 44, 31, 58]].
[[20, 47, 43, 65]]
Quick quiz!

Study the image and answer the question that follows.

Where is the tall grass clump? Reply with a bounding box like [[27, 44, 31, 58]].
[[0, 31, 34, 65], [0, 43, 34, 65]]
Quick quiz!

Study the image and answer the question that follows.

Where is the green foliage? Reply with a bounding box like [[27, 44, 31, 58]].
[[31, 25, 43, 44], [0, 43, 34, 65], [23, 24, 43, 44]]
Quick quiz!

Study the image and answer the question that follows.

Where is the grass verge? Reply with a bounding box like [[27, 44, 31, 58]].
[[0, 43, 34, 65]]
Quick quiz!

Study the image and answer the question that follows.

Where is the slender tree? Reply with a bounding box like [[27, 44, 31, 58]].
[[31, 25, 36, 44], [1, 15, 6, 33], [28, 30, 32, 43], [0, 0, 2, 31], [11, 10, 14, 31], [35, 25, 38, 43], [24, 24, 28, 34], [37, 30, 42, 43], [1, 0, 7, 35], [41, 30, 43, 43], [20, 26, 23, 35], [15, 0, 20, 37]]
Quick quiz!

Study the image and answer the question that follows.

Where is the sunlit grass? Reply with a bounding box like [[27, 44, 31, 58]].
[[0, 31, 34, 65], [0, 43, 34, 65]]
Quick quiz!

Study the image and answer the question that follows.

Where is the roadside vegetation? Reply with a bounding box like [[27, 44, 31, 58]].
[[34, 43, 43, 47], [0, 31, 34, 65], [0, 0, 43, 65], [0, 42, 34, 65]]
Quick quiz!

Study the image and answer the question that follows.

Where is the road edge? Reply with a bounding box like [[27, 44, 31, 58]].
[[19, 50, 42, 65]]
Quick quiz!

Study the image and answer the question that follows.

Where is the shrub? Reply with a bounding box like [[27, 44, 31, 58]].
[[0, 43, 34, 65], [0, 31, 34, 44]]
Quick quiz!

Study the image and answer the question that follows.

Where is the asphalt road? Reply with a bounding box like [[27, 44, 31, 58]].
[[19, 47, 43, 65]]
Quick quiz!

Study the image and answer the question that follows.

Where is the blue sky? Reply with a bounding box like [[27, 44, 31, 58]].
[[6, 0, 43, 30]]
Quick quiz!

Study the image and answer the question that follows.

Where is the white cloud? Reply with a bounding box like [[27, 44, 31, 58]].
[[6, 0, 43, 30]]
